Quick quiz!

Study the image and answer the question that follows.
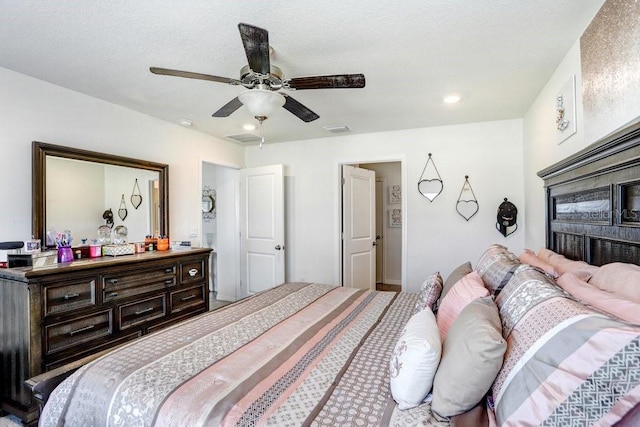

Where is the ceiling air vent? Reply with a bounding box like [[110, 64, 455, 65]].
[[225, 133, 262, 144], [323, 125, 351, 134]]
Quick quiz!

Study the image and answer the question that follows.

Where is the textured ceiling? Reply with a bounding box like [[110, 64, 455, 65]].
[[0, 0, 605, 145]]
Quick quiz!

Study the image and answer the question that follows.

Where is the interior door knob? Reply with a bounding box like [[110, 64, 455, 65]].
[[372, 241, 378, 246], [275, 245, 283, 250]]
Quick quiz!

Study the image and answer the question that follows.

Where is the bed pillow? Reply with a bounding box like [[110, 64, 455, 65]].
[[413, 272, 443, 314], [439, 261, 473, 303], [432, 297, 506, 418], [475, 244, 520, 294], [389, 308, 442, 410], [518, 249, 558, 278], [436, 271, 489, 340], [537, 247, 598, 281], [589, 262, 640, 304], [557, 272, 640, 324]]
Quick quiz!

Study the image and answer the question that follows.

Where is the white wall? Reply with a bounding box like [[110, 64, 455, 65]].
[[0, 66, 244, 248], [245, 120, 525, 293], [522, 41, 598, 251]]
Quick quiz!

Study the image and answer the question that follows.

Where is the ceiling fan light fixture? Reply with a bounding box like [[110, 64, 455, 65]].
[[238, 89, 285, 118]]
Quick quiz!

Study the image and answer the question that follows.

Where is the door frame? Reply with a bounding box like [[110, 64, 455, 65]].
[[337, 155, 407, 290]]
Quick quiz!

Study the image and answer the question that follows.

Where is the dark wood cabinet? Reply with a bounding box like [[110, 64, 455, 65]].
[[0, 248, 211, 425]]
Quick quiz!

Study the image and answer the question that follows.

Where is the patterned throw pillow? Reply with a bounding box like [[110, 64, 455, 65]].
[[475, 244, 520, 294], [413, 272, 443, 314], [389, 308, 442, 410]]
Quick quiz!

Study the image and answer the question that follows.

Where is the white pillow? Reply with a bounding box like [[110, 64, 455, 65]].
[[389, 308, 442, 410]]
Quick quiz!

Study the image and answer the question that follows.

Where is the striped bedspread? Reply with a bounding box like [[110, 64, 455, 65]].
[[40, 283, 439, 426], [492, 266, 640, 426]]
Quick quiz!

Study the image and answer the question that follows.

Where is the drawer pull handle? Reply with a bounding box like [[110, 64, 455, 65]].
[[165, 280, 174, 285], [188, 268, 199, 277], [108, 292, 119, 298], [63, 293, 80, 300], [180, 294, 196, 302], [109, 279, 119, 285], [164, 268, 173, 274], [68, 324, 95, 336], [134, 307, 154, 316]]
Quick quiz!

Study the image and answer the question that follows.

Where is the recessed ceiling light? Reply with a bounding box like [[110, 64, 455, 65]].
[[243, 123, 256, 131], [443, 94, 461, 104], [178, 118, 193, 127]]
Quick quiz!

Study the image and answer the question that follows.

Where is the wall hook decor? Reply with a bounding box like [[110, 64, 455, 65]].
[[130, 178, 142, 209], [118, 194, 128, 221], [496, 197, 518, 237], [417, 153, 443, 202], [456, 175, 479, 221]]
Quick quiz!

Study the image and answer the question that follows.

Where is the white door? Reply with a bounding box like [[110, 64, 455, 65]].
[[375, 179, 384, 284], [342, 165, 376, 290], [240, 164, 285, 296]]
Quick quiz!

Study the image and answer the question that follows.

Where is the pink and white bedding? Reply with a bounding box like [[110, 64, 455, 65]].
[[39, 282, 445, 426], [38, 247, 640, 426], [491, 265, 640, 426]]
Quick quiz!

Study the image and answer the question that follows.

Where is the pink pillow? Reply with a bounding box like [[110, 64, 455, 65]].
[[536, 248, 598, 281], [589, 262, 640, 304], [518, 249, 558, 278], [557, 272, 640, 324], [436, 271, 490, 340]]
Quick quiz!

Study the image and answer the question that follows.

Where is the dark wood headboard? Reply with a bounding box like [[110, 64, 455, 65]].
[[538, 122, 640, 266]]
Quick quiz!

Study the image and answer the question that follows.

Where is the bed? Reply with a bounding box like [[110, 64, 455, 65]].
[[33, 123, 640, 426]]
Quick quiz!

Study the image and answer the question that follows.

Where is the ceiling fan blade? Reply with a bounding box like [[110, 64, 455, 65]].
[[150, 67, 241, 85], [285, 74, 365, 90], [282, 94, 319, 122], [238, 23, 270, 75], [212, 97, 243, 117]]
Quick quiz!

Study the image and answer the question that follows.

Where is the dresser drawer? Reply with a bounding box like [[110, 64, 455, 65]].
[[180, 258, 206, 285], [45, 309, 113, 355], [118, 295, 166, 330], [43, 277, 97, 316], [103, 265, 176, 302], [170, 284, 206, 314]]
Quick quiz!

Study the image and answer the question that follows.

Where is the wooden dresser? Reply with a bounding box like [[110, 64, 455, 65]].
[[0, 248, 211, 424]]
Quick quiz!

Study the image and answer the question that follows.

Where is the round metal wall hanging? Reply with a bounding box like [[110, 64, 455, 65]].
[[496, 197, 518, 237], [417, 153, 443, 202], [456, 175, 479, 221], [118, 194, 128, 221], [130, 178, 142, 209], [202, 185, 216, 222]]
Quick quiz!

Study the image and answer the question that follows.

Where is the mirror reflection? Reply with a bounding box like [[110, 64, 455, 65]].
[[33, 142, 169, 248], [46, 156, 160, 243]]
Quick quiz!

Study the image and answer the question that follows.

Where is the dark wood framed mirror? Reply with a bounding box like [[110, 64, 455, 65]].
[[33, 141, 169, 247]]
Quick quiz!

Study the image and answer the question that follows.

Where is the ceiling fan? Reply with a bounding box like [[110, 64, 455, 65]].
[[150, 23, 366, 124]]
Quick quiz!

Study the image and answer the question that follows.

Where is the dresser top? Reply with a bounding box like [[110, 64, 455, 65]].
[[0, 247, 212, 281]]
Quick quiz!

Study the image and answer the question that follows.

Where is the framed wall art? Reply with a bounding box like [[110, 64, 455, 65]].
[[389, 208, 402, 228], [389, 184, 401, 204]]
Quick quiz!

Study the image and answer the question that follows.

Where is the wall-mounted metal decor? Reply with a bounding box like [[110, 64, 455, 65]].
[[118, 194, 128, 221], [496, 197, 518, 237], [130, 178, 142, 209], [456, 175, 479, 221], [202, 185, 216, 222], [417, 153, 443, 202]]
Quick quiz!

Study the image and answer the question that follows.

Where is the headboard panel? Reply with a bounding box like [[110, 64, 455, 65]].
[[538, 122, 640, 266]]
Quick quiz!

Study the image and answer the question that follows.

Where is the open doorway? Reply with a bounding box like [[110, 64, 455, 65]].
[[341, 160, 402, 291]]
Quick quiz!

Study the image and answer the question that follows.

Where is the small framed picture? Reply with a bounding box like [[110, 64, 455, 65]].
[[389, 185, 401, 204], [389, 208, 402, 228]]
